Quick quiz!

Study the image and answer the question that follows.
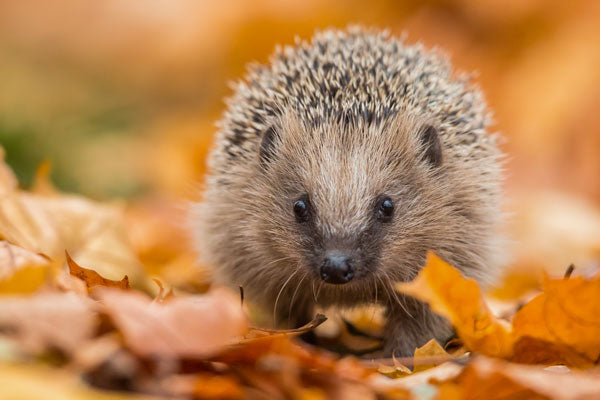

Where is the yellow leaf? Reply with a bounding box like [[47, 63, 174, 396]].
[[413, 339, 450, 372], [396, 252, 514, 359], [0, 265, 48, 294], [377, 363, 411, 379], [0, 362, 154, 400], [0, 157, 148, 288]]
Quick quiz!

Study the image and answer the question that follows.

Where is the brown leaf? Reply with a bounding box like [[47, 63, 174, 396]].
[[245, 314, 327, 339], [95, 287, 247, 358], [66, 251, 129, 290]]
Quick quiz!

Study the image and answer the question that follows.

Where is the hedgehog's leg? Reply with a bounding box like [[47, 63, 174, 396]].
[[383, 298, 453, 358]]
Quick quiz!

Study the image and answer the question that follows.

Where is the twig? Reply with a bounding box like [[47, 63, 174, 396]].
[[564, 264, 575, 279]]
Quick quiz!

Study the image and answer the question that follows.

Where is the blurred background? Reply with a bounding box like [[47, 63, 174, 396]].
[[1, 0, 599, 280]]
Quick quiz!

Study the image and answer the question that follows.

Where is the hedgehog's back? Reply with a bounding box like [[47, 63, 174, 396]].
[[213, 27, 494, 173]]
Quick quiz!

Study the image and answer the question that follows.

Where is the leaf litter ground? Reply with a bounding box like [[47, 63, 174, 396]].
[[1, 147, 600, 399]]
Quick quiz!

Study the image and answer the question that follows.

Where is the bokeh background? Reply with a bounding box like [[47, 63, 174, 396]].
[[1, 0, 599, 279]]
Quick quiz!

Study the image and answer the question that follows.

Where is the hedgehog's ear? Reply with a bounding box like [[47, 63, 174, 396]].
[[258, 125, 278, 166], [419, 124, 443, 167]]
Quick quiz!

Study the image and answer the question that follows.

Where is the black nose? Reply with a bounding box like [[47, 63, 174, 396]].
[[320, 253, 355, 284]]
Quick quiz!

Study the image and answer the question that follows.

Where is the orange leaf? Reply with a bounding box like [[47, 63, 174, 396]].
[[437, 356, 600, 400], [66, 251, 129, 290], [396, 252, 513, 358], [512, 273, 600, 367]]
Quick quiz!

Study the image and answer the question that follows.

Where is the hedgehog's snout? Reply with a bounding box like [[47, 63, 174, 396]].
[[320, 251, 355, 284]]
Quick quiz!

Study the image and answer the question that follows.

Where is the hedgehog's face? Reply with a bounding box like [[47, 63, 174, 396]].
[[253, 114, 445, 295]]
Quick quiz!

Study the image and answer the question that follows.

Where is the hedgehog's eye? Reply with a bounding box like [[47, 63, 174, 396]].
[[293, 196, 310, 223], [376, 197, 394, 222]]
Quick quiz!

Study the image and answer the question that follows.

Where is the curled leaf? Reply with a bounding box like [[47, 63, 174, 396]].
[[66, 252, 129, 291]]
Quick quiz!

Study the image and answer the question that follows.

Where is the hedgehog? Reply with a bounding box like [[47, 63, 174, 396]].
[[192, 27, 504, 357]]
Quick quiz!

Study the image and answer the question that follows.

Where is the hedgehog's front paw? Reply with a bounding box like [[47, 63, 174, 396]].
[[383, 302, 453, 358]]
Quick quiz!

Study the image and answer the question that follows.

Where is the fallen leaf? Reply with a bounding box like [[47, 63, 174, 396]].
[[31, 161, 59, 196], [158, 373, 243, 399], [437, 356, 600, 400], [0, 240, 50, 294], [377, 358, 411, 379], [0, 362, 155, 400], [0, 240, 49, 278], [512, 272, 600, 367], [95, 287, 247, 358], [0, 147, 18, 196], [0, 158, 147, 287], [413, 339, 450, 372], [246, 314, 327, 339], [67, 252, 129, 291], [488, 270, 542, 301], [369, 361, 462, 394], [151, 278, 173, 303], [396, 252, 514, 358], [0, 291, 98, 354], [0, 264, 49, 294]]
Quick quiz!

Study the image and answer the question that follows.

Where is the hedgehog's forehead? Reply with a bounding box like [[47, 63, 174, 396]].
[[290, 136, 390, 234]]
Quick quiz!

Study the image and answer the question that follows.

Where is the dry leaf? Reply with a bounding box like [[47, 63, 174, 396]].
[[437, 356, 600, 400], [377, 356, 412, 379], [0, 158, 147, 287], [96, 287, 247, 358], [0, 147, 18, 196], [0, 240, 49, 278], [413, 339, 450, 373], [0, 240, 50, 294], [66, 251, 130, 291], [512, 272, 600, 367], [0, 291, 98, 354], [151, 278, 173, 303], [396, 252, 514, 358], [0, 362, 154, 400], [369, 362, 463, 394], [158, 373, 243, 399]]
